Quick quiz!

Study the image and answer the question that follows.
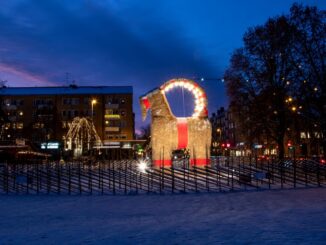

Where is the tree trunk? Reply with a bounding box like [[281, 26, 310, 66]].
[[277, 134, 285, 160], [322, 128, 326, 159]]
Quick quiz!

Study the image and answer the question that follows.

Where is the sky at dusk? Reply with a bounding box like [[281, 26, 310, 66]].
[[0, 0, 325, 130]]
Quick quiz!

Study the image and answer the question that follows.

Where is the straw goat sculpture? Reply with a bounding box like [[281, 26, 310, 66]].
[[140, 78, 212, 167]]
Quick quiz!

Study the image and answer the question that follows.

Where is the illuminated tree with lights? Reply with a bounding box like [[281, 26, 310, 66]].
[[224, 4, 325, 159]]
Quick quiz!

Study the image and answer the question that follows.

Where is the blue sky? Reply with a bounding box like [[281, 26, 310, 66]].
[[0, 0, 325, 129]]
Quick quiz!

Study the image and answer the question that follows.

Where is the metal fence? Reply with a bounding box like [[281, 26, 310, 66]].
[[0, 157, 325, 195]]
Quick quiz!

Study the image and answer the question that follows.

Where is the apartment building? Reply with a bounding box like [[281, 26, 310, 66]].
[[0, 85, 134, 149]]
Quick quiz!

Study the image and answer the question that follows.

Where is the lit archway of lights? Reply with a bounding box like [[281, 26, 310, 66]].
[[160, 78, 208, 117]]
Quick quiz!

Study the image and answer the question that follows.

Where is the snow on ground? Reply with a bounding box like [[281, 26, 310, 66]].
[[0, 188, 326, 244]]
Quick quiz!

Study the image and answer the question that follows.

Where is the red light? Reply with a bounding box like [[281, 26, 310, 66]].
[[221, 143, 225, 148], [226, 143, 230, 148], [287, 142, 292, 147], [320, 159, 326, 164]]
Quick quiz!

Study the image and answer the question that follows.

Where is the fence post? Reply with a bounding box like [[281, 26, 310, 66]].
[[281, 162, 284, 189], [139, 171, 142, 194], [57, 163, 61, 194], [193, 147, 197, 193], [124, 161, 127, 195], [159, 167, 162, 194], [231, 159, 234, 191], [78, 163, 82, 194], [162, 164, 165, 190], [113, 161, 116, 195], [26, 165, 29, 194], [162, 146, 165, 192], [317, 164, 320, 187], [217, 165, 221, 192], [68, 164, 71, 195], [293, 151, 296, 188], [205, 145, 209, 192], [88, 164, 92, 194], [101, 162, 104, 195], [118, 162, 121, 189], [171, 165, 175, 193], [305, 166, 308, 186], [227, 157, 230, 186], [98, 162, 101, 194], [147, 168, 150, 194], [183, 162, 186, 193], [268, 158, 271, 189], [36, 163, 39, 194], [151, 167, 154, 192], [205, 166, 209, 192], [47, 163, 50, 194], [5, 165, 9, 194]]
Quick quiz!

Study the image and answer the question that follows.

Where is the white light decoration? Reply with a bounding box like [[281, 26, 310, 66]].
[[161, 78, 207, 118], [65, 117, 102, 157], [138, 160, 148, 173]]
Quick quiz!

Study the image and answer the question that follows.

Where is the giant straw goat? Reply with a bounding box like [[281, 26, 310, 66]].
[[140, 78, 212, 167]]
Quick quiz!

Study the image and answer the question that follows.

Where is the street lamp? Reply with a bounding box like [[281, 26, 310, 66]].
[[217, 128, 222, 140], [91, 99, 97, 121]]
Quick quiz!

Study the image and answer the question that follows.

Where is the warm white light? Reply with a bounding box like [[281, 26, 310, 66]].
[[138, 161, 148, 173], [161, 79, 206, 117]]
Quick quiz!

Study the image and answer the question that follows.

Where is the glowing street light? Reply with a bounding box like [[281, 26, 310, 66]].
[[91, 99, 97, 121]]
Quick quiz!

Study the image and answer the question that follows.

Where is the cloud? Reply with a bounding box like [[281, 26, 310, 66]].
[[0, 63, 55, 87], [0, 1, 218, 86], [0, 0, 224, 128]]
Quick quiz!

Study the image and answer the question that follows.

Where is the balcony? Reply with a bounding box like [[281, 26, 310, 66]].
[[104, 114, 120, 119], [5, 105, 17, 110], [105, 127, 120, 132], [8, 116, 17, 121], [37, 105, 53, 110], [105, 103, 119, 109]]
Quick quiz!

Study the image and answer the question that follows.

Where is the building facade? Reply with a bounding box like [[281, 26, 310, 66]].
[[0, 85, 134, 149], [210, 107, 236, 155]]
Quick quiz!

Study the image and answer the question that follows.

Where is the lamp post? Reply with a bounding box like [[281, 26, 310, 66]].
[[91, 99, 97, 121], [216, 128, 222, 155], [90, 99, 97, 157], [217, 128, 221, 139]]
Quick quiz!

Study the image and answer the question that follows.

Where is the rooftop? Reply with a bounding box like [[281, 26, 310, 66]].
[[0, 85, 133, 96]]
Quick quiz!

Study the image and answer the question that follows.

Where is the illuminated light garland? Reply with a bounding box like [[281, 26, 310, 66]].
[[160, 78, 208, 117]]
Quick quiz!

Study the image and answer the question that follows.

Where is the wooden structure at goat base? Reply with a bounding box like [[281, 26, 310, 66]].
[[140, 78, 212, 168]]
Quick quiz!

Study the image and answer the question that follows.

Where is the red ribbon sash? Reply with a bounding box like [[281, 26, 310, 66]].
[[177, 118, 188, 149]]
